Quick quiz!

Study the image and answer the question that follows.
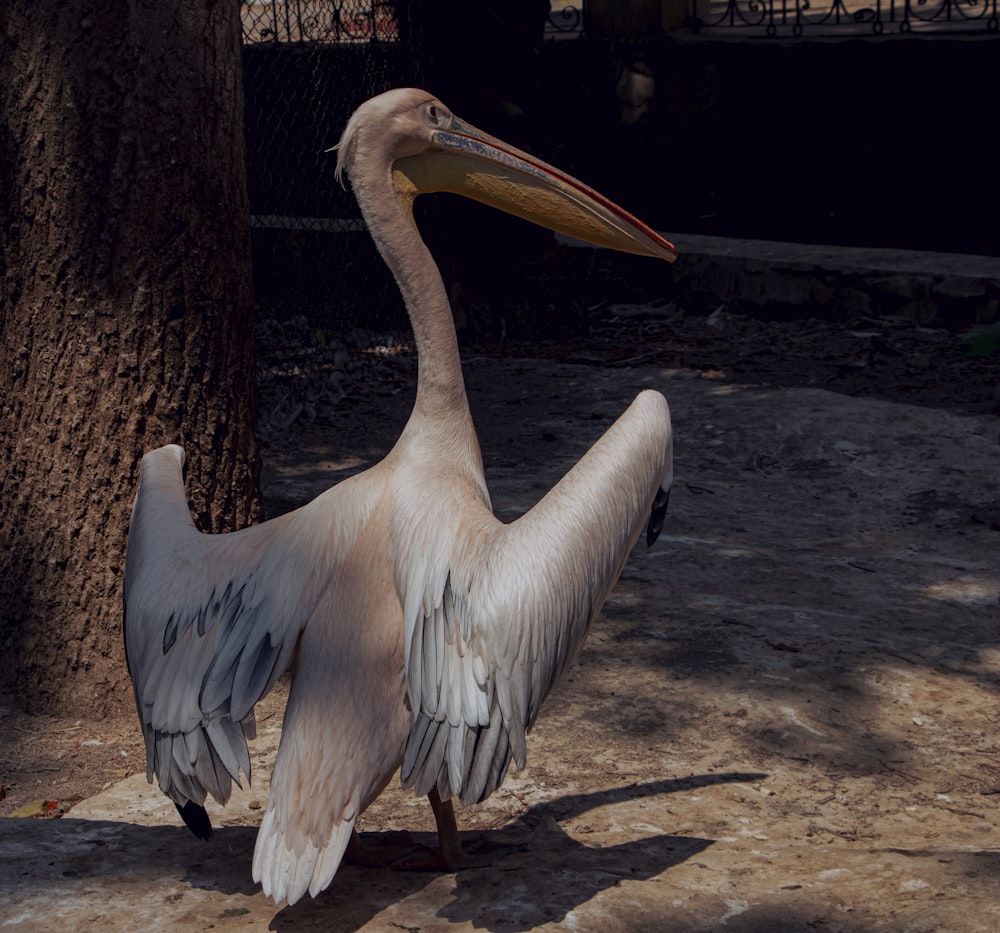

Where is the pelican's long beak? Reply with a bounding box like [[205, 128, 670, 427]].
[[393, 118, 677, 263]]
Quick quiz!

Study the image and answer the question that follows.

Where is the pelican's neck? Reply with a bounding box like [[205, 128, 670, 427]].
[[351, 156, 470, 425]]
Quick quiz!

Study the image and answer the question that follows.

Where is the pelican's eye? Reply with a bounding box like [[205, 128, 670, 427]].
[[426, 103, 443, 126]]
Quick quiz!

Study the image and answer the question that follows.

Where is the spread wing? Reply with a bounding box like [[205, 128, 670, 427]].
[[122, 445, 341, 822], [397, 390, 672, 806]]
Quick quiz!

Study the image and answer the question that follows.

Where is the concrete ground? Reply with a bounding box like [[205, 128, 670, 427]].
[[1, 234, 999, 931]]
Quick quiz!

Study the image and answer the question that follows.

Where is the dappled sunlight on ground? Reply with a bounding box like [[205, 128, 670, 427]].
[[3, 338, 999, 930]]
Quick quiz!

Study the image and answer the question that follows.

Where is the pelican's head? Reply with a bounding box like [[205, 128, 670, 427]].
[[334, 88, 677, 263]]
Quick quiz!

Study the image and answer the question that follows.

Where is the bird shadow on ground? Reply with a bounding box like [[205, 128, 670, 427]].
[[0, 817, 261, 899], [436, 829, 711, 932], [271, 773, 763, 932]]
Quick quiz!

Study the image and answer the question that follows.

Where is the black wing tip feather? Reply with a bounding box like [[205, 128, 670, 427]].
[[646, 485, 671, 547], [175, 800, 213, 840]]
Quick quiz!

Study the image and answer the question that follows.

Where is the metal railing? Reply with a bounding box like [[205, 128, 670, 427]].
[[545, 2, 586, 38], [690, 0, 999, 34], [241, 0, 399, 44], [242, 2, 593, 45], [242, 1, 590, 45], [242, 0, 998, 45]]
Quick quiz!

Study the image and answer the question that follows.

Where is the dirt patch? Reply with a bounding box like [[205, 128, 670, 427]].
[[2, 308, 999, 930]]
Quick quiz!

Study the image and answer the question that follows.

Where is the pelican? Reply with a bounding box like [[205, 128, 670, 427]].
[[124, 87, 677, 905]]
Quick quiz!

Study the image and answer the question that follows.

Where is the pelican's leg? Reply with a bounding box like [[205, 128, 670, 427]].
[[429, 786, 463, 870], [365, 788, 463, 872], [343, 792, 463, 872]]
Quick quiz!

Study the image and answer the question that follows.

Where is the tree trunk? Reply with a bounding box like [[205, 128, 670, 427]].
[[0, 0, 262, 715]]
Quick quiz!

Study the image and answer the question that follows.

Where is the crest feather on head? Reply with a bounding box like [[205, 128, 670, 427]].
[[328, 87, 434, 184], [333, 88, 432, 188], [333, 108, 363, 188]]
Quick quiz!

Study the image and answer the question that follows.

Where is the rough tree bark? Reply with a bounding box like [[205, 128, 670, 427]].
[[0, 0, 262, 714]]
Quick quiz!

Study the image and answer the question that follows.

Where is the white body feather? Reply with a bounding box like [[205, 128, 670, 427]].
[[123, 88, 674, 905]]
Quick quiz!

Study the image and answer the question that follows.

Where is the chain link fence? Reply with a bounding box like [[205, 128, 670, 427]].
[[242, 1, 422, 333], [241, 1, 585, 341]]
